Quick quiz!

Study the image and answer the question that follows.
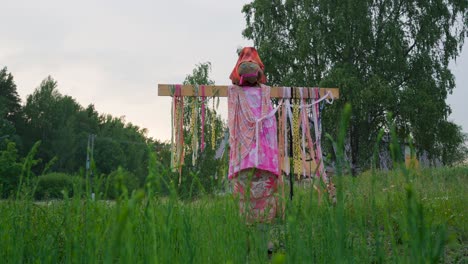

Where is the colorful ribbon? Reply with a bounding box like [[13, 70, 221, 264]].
[[200, 85, 206, 152]]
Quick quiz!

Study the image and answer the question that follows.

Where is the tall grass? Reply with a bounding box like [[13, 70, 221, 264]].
[[0, 106, 466, 263], [0, 166, 465, 263]]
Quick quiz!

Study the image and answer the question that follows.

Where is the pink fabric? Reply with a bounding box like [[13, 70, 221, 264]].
[[200, 85, 206, 151], [232, 169, 277, 222], [228, 85, 279, 179]]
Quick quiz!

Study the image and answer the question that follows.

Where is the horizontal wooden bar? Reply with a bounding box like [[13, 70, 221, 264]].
[[158, 84, 340, 99]]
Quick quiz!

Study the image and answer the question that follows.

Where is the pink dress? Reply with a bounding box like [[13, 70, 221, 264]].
[[228, 85, 279, 179], [228, 85, 280, 222]]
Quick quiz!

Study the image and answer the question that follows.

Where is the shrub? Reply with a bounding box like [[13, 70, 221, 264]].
[[103, 167, 139, 199], [34, 172, 79, 200]]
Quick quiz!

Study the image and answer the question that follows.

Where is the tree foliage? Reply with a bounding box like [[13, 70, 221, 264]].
[[178, 62, 227, 197], [242, 0, 468, 169], [0, 67, 21, 120], [0, 67, 22, 147], [0, 141, 23, 197], [19, 77, 82, 172]]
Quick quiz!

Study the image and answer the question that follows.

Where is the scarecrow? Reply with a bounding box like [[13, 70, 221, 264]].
[[228, 47, 280, 223]]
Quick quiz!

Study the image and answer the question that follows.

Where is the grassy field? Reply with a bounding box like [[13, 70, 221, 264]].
[[0, 166, 466, 263]]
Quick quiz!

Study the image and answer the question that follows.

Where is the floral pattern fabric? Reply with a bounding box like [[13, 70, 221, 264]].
[[232, 169, 277, 223], [228, 85, 280, 179]]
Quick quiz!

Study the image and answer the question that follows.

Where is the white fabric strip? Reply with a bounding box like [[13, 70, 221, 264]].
[[299, 87, 306, 179], [297, 90, 334, 108], [283, 87, 290, 174]]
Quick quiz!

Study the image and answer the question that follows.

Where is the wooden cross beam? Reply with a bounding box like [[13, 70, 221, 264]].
[[158, 84, 340, 99]]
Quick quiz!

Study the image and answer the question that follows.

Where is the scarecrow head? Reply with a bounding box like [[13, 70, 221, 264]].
[[230, 47, 267, 86]]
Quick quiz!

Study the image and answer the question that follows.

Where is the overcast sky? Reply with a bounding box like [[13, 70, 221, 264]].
[[1, 0, 467, 142]]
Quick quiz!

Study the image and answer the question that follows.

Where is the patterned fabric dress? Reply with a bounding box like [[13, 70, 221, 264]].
[[228, 84, 279, 223]]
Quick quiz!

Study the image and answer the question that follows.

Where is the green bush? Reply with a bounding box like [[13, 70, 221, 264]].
[[34, 172, 79, 200], [102, 167, 139, 199]]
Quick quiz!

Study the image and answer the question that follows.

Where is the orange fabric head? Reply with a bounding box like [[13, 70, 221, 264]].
[[230, 47, 267, 85]]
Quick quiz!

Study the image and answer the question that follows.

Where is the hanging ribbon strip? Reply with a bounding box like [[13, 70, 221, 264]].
[[277, 89, 289, 218], [170, 85, 185, 184], [279, 87, 291, 176], [282, 87, 292, 214], [293, 98, 301, 179], [211, 96, 217, 150], [191, 85, 199, 166], [299, 88, 308, 180], [311, 88, 327, 182], [200, 85, 206, 152], [303, 89, 318, 178]]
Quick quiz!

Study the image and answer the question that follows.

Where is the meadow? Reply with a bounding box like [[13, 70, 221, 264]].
[[0, 165, 466, 263]]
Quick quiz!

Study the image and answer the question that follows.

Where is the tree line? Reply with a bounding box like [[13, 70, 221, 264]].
[[0, 63, 225, 199]]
